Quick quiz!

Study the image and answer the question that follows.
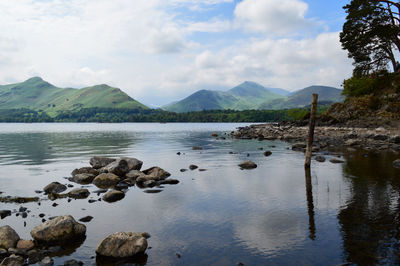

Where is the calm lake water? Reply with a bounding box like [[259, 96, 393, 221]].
[[0, 123, 400, 265]]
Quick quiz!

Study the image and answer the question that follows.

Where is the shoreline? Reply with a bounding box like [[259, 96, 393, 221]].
[[232, 123, 400, 152]]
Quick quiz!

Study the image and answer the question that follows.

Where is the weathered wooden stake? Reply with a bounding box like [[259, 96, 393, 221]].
[[304, 94, 318, 168]]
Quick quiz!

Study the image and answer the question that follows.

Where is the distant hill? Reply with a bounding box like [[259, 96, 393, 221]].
[[266, 87, 290, 96], [163, 81, 285, 113], [0, 77, 148, 115], [258, 85, 344, 110]]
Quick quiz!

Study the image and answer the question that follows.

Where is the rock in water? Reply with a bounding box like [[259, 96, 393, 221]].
[[96, 232, 148, 258], [0, 226, 20, 249], [100, 159, 130, 177], [263, 151, 272, 157], [0, 210, 11, 219], [40, 256, 54, 266], [67, 188, 90, 199], [189, 165, 198, 170], [393, 159, 400, 169], [238, 161, 257, 169], [30, 215, 86, 244], [16, 239, 34, 250], [142, 167, 171, 180], [43, 182, 67, 194], [0, 254, 24, 266], [102, 190, 125, 203], [120, 157, 143, 171], [90, 157, 116, 169], [93, 173, 120, 188], [63, 259, 83, 266], [71, 173, 96, 184], [71, 167, 99, 177], [315, 155, 326, 162], [330, 158, 345, 164]]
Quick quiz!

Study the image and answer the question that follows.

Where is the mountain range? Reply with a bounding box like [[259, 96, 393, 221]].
[[0, 77, 147, 115], [163, 82, 343, 112], [0, 77, 343, 115]]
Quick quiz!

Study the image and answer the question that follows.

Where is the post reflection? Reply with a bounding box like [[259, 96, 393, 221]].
[[305, 167, 316, 240]]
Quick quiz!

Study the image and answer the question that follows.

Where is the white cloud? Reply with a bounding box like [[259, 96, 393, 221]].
[[234, 0, 312, 35], [0, 0, 352, 106]]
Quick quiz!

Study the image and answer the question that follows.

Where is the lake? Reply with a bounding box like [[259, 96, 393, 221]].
[[0, 123, 399, 265]]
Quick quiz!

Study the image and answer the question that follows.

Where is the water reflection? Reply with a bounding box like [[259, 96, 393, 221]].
[[305, 168, 316, 240], [338, 149, 400, 265], [0, 132, 137, 165], [0, 124, 399, 265]]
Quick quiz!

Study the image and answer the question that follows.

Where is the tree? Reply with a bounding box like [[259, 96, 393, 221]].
[[340, 0, 400, 75]]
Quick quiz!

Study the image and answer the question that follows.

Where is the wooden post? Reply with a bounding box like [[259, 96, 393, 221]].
[[304, 94, 318, 168]]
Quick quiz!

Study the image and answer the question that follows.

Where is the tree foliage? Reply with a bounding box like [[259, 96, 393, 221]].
[[340, 0, 400, 75]]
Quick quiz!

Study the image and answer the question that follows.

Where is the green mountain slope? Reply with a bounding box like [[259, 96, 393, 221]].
[[163, 81, 284, 113], [0, 77, 148, 115], [259, 85, 343, 110]]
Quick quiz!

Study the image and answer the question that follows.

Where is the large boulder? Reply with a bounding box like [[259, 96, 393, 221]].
[[30, 215, 86, 244], [96, 232, 148, 258], [90, 157, 116, 169], [71, 167, 99, 177], [93, 173, 120, 188], [102, 190, 125, 203], [393, 159, 400, 169], [0, 226, 20, 250], [100, 159, 130, 177], [120, 157, 143, 171], [16, 240, 34, 250], [43, 182, 67, 194], [238, 161, 257, 169]]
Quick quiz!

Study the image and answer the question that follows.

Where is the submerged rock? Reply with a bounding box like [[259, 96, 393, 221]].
[[63, 259, 83, 266], [0, 226, 20, 250], [90, 157, 116, 169], [43, 182, 67, 194], [96, 232, 148, 258], [315, 155, 326, 162], [330, 158, 345, 164], [30, 215, 86, 244], [238, 161, 257, 169], [158, 179, 179, 185], [39, 256, 54, 266], [102, 190, 125, 203], [192, 146, 203, 150], [0, 254, 24, 266], [393, 159, 400, 169]]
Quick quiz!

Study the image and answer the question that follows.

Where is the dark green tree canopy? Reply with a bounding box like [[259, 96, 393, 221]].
[[340, 0, 400, 76]]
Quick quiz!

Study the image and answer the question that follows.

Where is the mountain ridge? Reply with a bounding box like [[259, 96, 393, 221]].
[[163, 82, 343, 113], [0, 77, 148, 115]]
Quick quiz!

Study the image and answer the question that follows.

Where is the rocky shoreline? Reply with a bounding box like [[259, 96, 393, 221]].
[[232, 123, 400, 153], [0, 156, 183, 265]]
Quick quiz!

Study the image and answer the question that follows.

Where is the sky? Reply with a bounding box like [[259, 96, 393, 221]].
[[0, 0, 353, 107]]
